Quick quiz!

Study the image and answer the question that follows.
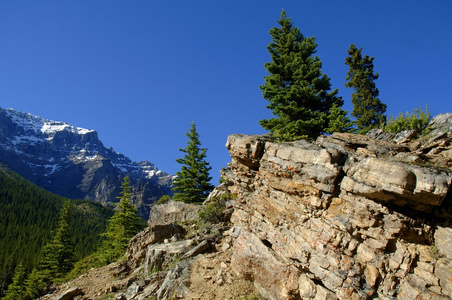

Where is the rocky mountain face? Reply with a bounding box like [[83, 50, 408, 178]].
[[222, 118, 452, 299], [0, 107, 173, 217], [41, 114, 452, 299]]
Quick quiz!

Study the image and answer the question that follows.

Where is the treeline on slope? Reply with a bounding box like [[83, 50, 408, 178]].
[[0, 167, 114, 297], [3, 176, 145, 300], [260, 10, 433, 142]]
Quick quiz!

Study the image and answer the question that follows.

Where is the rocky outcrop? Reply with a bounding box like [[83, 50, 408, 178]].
[[429, 113, 452, 137], [222, 132, 452, 299], [41, 199, 259, 300], [147, 200, 201, 226], [39, 120, 452, 299]]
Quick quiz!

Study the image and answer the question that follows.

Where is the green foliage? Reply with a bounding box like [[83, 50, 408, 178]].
[[325, 104, 356, 134], [345, 44, 387, 133], [0, 169, 113, 296], [70, 199, 115, 258], [431, 245, 440, 260], [97, 176, 145, 264], [218, 176, 227, 185], [24, 267, 45, 299], [63, 252, 105, 282], [22, 201, 75, 297], [47, 201, 75, 277], [198, 193, 236, 225], [156, 195, 171, 205], [385, 106, 431, 135], [56, 177, 146, 282], [259, 10, 342, 141], [3, 264, 26, 300], [172, 123, 214, 203]]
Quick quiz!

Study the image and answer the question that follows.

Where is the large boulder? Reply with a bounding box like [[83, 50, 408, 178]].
[[428, 113, 452, 136], [148, 200, 201, 226]]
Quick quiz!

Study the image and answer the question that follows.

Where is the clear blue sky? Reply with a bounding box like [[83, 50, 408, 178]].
[[1, 1, 451, 184]]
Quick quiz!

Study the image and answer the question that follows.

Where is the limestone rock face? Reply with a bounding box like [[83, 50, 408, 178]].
[[147, 200, 201, 226], [223, 132, 452, 299], [429, 113, 452, 136]]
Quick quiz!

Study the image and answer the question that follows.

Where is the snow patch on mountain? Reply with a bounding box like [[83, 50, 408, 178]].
[[4, 108, 95, 140], [0, 106, 171, 181], [0, 107, 173, 216], [12, 135, 43, 145]]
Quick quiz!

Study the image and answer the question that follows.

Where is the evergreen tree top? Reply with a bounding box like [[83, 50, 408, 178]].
[[345, 44, 386, 133], [259, 10, 342, 141], [172, 122, 213, 203], [345, 44, 379, 90]]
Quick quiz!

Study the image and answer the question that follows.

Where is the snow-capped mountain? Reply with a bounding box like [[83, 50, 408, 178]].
[[0, 107, 173, 217]]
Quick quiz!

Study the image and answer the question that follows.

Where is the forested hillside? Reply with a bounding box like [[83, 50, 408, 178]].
[[0, 165, 114, 293]]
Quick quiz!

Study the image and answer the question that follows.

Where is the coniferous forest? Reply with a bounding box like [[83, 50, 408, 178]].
[[0, 165, 114, 295]]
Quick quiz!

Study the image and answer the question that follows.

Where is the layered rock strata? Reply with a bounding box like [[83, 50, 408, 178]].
[[222, 133, 452, 299]]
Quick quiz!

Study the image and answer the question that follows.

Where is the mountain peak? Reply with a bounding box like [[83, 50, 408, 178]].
[[3, 107, 95, 136], [0, 107, 172, 217]]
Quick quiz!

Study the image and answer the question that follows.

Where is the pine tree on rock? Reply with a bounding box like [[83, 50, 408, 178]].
[[325, 104, 356, 134], [260, 10, 342, 141], [99, 176, 144, 263], [172, 123, 214, 203], [345, 44, 387, 133]]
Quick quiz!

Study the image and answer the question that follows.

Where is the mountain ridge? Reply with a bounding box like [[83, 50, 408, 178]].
[[0, 107, 173, 217]]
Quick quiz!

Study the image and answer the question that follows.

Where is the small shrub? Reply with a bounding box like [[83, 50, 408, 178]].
[[149, 265, 161, 275], [63, 252, 106, 282], [156, 195, 171, 205], [385, 106, 431, 135], [325, 103, 356, 134], [198, 193, 236, 224], [431, 245, 440, 260]]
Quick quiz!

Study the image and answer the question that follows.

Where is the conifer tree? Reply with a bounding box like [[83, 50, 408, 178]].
[[99, 176, 144, 263], [172, 123, 213, 203], [52, 201, 75, 276], [4, 263, 26, 300], [25, 267, 44, 299], [25, 201, 74, 298], [345, 44, 387, 133], [260, 10, 342, 141], [325, 104, 356, 134]]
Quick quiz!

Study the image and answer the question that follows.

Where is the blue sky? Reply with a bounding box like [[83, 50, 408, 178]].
[[1, 1, 451, 184]]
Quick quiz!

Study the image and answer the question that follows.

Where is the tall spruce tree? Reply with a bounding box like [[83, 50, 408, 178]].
[[25, 201, 74, 298], [260, 10, 342, 141], [3, 263, 26, 300], [172, 122, 213, 203], [99, 176, 144, 263], [345, 44, 387, 133], [24, 267, 44, 299]]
